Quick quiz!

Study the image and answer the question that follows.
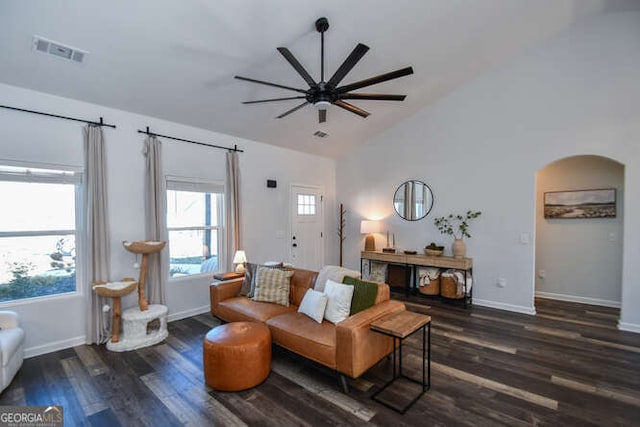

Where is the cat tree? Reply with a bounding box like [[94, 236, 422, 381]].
[[93, 240, 168, 351]]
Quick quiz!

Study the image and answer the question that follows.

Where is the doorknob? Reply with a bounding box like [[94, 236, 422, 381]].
[[292, 243, 298, 247]]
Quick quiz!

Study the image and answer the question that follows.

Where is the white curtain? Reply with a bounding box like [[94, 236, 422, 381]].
[[225, 151, 241, 271], [143, 136, 168, 304], [84, 125, 111, 344]]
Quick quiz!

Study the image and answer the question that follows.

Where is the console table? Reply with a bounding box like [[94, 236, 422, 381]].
[[360, 251, 473, 307]]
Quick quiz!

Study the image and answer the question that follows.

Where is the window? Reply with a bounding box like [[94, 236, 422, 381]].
[[167, 179, 224, 278], [0, 165, 81, 303], [297, 193, 317, 216]]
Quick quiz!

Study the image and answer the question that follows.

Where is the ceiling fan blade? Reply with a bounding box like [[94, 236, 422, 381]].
[[276, 101, 309, 119], [339, 93, 406, 101], [242, 96, 307, 104], [333, 100, 370, 118], [235, 75, 307, 94], [336, 66, 414, 94], [319, 109, 327, 123], [277, 47, 317, 87], [327, 43, 369, 88]]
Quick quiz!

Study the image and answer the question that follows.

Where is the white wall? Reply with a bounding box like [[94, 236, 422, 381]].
[[0, 82, 335, 356], [336, 11, 640, 331], [535, 156, 624, 306]]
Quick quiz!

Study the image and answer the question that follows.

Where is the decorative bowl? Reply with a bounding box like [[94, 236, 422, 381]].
[[424, 248, 444, 257]]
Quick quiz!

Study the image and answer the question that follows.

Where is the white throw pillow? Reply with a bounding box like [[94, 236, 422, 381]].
[[315, 265, 361, 292], [298, 289, 329, 323], [323, 279, 355, 324]]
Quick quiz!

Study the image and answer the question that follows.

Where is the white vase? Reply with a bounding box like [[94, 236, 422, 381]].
[[452, 238, 466, 258]]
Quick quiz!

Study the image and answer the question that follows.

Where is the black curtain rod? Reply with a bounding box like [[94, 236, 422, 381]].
[[137, 127, 243, 152], [0, 104, 116, 128]]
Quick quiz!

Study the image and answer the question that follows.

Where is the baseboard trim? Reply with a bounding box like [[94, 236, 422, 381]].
[[23, 306, 211, 359], [25, 335, 86, 359], [167, 305, 210, 322], [535, 291, 620, 308], [473, 299, 536, 315], [618, 321, 640, 333]]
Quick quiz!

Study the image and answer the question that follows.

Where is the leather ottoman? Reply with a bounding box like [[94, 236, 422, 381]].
[[203, 322, 271, 391]]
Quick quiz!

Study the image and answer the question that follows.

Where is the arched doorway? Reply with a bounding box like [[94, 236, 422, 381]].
[[534, 155, 624, 311]]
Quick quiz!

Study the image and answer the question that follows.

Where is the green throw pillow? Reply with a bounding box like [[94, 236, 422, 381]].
[[342, 276, 378, 315]]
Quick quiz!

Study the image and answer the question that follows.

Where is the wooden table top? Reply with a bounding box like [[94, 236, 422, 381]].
[[370, 310, 431, 338]]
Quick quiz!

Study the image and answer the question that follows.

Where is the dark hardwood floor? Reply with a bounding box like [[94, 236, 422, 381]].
[[2, 297, 639, 426]]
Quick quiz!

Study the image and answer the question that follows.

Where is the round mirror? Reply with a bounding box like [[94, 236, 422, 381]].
[[393, 180, 434, 221]]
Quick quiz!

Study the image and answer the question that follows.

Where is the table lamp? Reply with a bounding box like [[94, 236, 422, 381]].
[[360, 220, 380, 252], [232, 250, 247, 273]]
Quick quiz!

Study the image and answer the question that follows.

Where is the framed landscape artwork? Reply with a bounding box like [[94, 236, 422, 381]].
[[544, 188, 616, 219]]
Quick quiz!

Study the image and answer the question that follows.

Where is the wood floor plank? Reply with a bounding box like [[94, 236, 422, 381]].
[[17, 358, 54, 406], [551, 375, 640, 407], [60, 357, 109, 416], [581, 336, 640, 354], [535, 313, 618, 330], [192, 313, 220, 329], [137, 343, 247, 426], [271, 358, 377, 422], [92, 346, 180, 427], [431, 361, 559, 410], [433, 329, 518, 354], [523, 324, 582, 339], [140, 372, 212, 426], [87, 408, 122, 427], [0, 383, 26, 406], [74, 345, 109, 376], [141, 372, 247, 427]]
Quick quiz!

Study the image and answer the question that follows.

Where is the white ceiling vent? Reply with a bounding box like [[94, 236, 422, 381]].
[[32, 36, 88, 64], [313, 130, 329, 139]]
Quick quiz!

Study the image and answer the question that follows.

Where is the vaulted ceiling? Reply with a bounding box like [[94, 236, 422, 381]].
[[0, 1, 620, 158]]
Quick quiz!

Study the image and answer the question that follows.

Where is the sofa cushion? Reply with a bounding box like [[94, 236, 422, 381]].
[[342, 276, 379, 315], [217, 297, 296, 323], [266, 312, 336, 369], [288, 268, 318, 306], [323, 279, 355, 324], [240, 262, 284, 297], [314, 265, 361, 292], [253, 267, 293, 306], [297, 289, 328, 323]]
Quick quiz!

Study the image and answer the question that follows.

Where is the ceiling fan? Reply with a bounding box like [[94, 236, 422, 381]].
[[235, 17, 414, 124]]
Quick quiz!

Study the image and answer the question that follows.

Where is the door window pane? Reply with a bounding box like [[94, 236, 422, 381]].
[[297, 194, 316, 216]]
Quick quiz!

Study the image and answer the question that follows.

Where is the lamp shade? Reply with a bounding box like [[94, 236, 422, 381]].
[[360, 220, 381, 234], [232, 250, 247, 264]]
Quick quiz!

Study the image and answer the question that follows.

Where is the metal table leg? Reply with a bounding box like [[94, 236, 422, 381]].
[[371, 321, 431, 414]]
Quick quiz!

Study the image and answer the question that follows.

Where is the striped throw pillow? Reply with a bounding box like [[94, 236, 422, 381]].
[[252, 266, 293, 306]]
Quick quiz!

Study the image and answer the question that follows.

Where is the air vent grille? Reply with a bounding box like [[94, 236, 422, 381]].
[[313, 130, 328, 138], [32, 36, 88, 64]]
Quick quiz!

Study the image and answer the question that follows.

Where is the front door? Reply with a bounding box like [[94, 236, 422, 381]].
[[290, 185, 324, 270]]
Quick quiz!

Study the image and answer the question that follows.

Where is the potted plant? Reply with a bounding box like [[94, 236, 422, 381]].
[[433, 211, 482, 258]]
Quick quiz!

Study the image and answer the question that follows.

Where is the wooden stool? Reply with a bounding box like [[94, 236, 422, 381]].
[[203, 322, 271, 391]]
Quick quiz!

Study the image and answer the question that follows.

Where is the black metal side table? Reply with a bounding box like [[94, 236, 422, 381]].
[[370, 310, 431, 414]]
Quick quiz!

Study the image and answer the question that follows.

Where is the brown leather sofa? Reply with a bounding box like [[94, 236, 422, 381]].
[[210, 267, 405, 390]]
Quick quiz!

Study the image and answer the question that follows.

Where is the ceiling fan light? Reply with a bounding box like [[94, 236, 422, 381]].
[[314, 100, 331, 111]]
